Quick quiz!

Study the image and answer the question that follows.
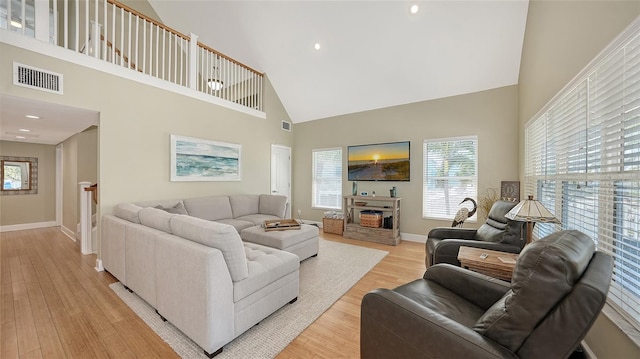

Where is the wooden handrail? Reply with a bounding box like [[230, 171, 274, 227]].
[[107, 0, 189, 41], [197, 42, 264, 75], [107, 0, 262, 76], [84, 183, 98, 204]]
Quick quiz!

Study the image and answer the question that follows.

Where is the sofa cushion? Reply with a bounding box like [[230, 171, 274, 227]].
[[138, 207, 175, 233], [234, 242, 299, 302], [259, 194, 287, 218], [183, 196, 233, 221], [473, 230, 595, 352], [235, 214, 281, 226], [154, 201, 188, 214], [229, 194, 260, 218], [170, 215, 249, 281], [114, 203, 143, 223], [215, 219, 256, 232]]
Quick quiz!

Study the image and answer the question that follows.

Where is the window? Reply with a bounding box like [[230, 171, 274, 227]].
[[524, 27, 640, 328], [312, 148, 342, 210], [423, 136, 478, 221]]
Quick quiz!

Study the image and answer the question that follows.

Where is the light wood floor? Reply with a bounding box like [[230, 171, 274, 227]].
[[1, 227, 426, 358]]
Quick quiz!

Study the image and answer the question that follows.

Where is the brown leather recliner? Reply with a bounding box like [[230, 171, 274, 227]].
[[361, 230, 613, 359], [425, 200, 524, 268]]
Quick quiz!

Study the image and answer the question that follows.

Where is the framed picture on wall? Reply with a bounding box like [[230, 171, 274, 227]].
[[500, 181, 520, 202], [170, 135, 242, 181]]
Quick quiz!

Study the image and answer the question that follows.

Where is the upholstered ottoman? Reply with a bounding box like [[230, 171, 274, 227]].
[[241, 224, 319, 261]]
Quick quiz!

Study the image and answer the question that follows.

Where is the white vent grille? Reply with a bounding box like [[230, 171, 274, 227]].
[[13, 62, 63, 94], [281, 120, 292, 132]]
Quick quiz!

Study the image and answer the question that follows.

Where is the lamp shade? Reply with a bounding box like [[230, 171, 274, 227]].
[[505, 195, 560, 224]]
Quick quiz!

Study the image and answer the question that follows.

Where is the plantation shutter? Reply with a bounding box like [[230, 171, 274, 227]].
[[312, 148, 342, 210], [524, 28, 640, 328], [423, 136, 478, 221]]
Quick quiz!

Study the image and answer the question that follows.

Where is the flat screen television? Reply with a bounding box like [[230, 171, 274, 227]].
[[347, 141, 410, 181]]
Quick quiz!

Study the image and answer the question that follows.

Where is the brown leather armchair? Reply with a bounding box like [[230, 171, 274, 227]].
[[426, 200, 524, 268], [361, 230, 613, 359]]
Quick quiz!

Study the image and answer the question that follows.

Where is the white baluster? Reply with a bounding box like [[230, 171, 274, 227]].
[[79, 181, 93, 255], [188, 32, 198, 89]]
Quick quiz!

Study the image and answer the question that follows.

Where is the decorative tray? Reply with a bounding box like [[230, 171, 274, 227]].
[[263, 219, 301, 231]]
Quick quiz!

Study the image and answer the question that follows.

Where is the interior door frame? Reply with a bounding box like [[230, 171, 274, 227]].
[[271, 144, 292, 218]]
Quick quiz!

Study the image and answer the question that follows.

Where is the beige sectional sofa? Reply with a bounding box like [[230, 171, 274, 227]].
[[100, 194, 303, 358]]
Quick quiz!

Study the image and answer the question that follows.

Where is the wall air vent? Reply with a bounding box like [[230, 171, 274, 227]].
[[13, 62, 64, 94], [281, 120, 292, 132]]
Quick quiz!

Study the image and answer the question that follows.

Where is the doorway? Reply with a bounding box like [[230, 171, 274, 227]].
[[270, 144, 292, 218]]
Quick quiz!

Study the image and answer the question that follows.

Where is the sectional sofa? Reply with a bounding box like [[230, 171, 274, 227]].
[[100, 194, 306, 357]]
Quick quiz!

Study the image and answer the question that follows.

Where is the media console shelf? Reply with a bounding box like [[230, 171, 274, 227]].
[[343, 195, 401, 246]]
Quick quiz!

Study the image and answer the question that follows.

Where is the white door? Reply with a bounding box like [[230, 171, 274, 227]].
[[271, 144, 292, 218]]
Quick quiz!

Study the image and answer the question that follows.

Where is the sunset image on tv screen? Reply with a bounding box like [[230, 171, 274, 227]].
[[348, 141, 410, 181]]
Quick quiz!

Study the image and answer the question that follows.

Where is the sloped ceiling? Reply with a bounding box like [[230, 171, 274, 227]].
[[148, 0, 529, 123]]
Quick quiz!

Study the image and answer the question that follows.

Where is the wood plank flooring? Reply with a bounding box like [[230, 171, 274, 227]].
[[0, 227, 426, 358]]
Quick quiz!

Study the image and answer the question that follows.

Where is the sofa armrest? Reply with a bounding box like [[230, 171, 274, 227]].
[[428, 227, 477, 240], [361, 289, 518, 359], [155, 234, 234, 355], [424, 264, 511, 310], [101, 215, 128, 284]]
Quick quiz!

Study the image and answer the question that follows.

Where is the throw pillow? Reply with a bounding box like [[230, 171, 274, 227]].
[[155, 202, 188, 214]]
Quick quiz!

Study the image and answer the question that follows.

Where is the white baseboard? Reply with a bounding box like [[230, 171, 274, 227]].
[[582, 340, 596, 359], [60, 225, 77, 242], [95, 259, 104, 272], [304, 220, 322, 227], [401, 232, 426, 243], [0, 221, 57, 232]]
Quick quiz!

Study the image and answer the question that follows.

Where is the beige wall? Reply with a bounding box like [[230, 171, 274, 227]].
[[518, 1, 640, 358], [293, 85, 519, 236], [0, 42, 293, 234], [61, 127, 98, 235], [0, 141, 56, 225]]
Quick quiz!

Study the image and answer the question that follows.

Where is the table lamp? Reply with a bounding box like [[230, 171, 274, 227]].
[[505, 195, 560, 245]]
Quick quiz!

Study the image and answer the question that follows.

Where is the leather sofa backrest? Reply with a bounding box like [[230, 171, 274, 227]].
[[475, 200, 521, 244], [516, 251, 613, 358], [473, 230, 595, 352]]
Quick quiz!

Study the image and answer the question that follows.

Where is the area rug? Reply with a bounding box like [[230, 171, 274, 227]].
[[110, 238, 388, 358]]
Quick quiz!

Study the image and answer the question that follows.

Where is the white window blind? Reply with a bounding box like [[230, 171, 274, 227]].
[[423, 136, 478, 221], [524, 27, 640, 328], [312, 148, 342, 210]]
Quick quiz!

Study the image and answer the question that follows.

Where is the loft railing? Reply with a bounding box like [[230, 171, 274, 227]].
[[0, 0, 263, 112]]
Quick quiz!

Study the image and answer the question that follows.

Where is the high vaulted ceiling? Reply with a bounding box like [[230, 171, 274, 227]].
[[148, 0, 529, 123]]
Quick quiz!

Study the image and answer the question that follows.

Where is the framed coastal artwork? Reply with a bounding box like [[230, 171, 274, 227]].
[[170, 135, 242, 181]]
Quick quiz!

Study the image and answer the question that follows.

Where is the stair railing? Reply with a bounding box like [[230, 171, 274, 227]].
[[1, 0, 264, 112]]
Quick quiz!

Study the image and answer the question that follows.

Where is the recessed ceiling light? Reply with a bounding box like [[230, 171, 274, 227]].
[[10, 20, 22, 29], [15, 136, 26, 139], [18, 128, 31, 132], [314, 43, 321, 50], [410, 4, 419, 14], [25, 115, 40, 119]]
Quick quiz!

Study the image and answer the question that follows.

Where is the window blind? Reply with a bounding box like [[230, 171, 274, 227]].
[[312, 148, 342, 210], [524, 28, 640, 328], [423, 137, 478, 221]]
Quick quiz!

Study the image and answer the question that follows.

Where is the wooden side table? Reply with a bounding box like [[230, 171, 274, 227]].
[[457, 246, 518, 281]]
